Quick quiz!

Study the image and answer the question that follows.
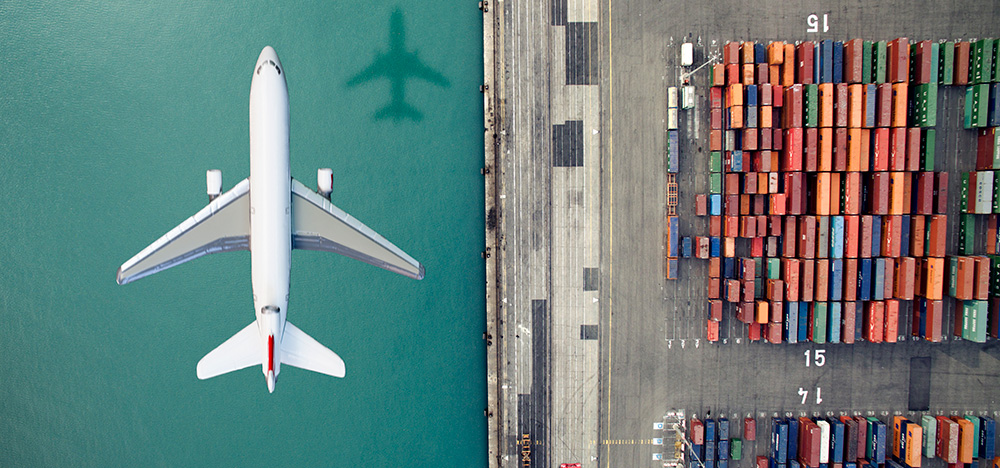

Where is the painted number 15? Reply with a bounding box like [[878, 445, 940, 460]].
[[807, 14, 830, 33], [804, 349, 826, 367]]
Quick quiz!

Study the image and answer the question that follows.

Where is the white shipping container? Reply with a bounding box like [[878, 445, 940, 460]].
[[681, 42, 694, 66], [975, 171, 994, 214], [682, 86, 696, 109], [667, 108, 678, 130], [667, 86, 678, 108], [817, 420, 830, 464]]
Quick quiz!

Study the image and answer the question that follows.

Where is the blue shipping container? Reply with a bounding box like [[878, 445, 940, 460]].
[[820, 40, 834, 83], [773, 418, 789, 463], [829, 302, 842, 343], [710, 194, 723, 216], [748, 85, 759, 107], [787, 417, 800, 461], [873, 258, 886, 301], [718, 460, 728, 468], [682, 237, 693, 258], [719, 418, 731, 440], [981, 417, 996, 459], [707, 441, 717, 461], [755, 43, 766, 64], [859, 258, 872, 302], [710, 237, 721, 257], [871, 215, 882, 257], [990, 83, 1000, 127], [864, 84, 877, 127], [798, 302, 809, 342], [874, 420, 886, 464], [667, 217, 679, 257], [724, 257, 736, 278], [720, 440, 730, 460], [833, 41, 844, 83], [786, 301, 800, 343], [707, 419, 718, 442], [731, 150, 744, 172], [830, 259, 844, 302], [831, 216, 845, 259], [667, 130, 680, 173], [900, 215, 910, 257], [831, 419, 845, 463]]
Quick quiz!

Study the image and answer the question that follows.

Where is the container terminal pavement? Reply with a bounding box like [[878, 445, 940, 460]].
[[480, 0, 1000, 467]]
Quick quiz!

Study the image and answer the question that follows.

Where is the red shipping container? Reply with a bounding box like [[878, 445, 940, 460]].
[[895, 257, 917, 300], [952, 256, 975, 300], [978, 128, 996, 170], [785, 84, 804, 128], [915, 172, 935, 214], [761, 127, 773, 150], [865, 301, 885, 343], [691, 418, 706, 444], [785, 258, 801, 301], [709, 300, 723, 321], [799, 420, 822, 468], [844, 39, 864, 83], [744, 417, 757, 440], [833, 128, 848, 171], [927, 215, 947, 257], [773, 84, 784, 107], [844, 215, 860, 258], [889, 127, 907, 171], [801, 259, 815, 302], [990, 297, 1000, 338], [784, 215, 798, 257], [797, 42, 815, 85], [844, 258, 858, 301], [872, 128, 890, 171], [770, 299, 783, 322], [757, 456, 768, 468], [906, 128, 921, 171], [784, 128, 804, 170], [911, 215, 925, 257], [744, 128, 758, 150], [882, 215, 902, 258], [884, 299, 900, 342], [815, 259, 830, 302], [710, 86, 723, 107], [805, 128, 818, 171], [937, 416, 960, 463], [860, 128, 871, 171], [860, 215, 874, 258], [709, 257, 721, 277], [742, 216, 757, 238], [888, 37, 910, 83], [710, 216, 722, 237], [767, 321, 782, 343], [842, 301, 857, 344], [914, 41, 934, 83], [727, 63, 741, 85], [708, 278, 721, 299], [954, 42, 970, 85], [711, 108, 723, 129], [757, 63, 770, 84], [771, 193, 787, 215], [845, 172, 862, 215], [725, 279, 741, 302], [753, 236, 766, 257], [724, 42, 739, 64], [749, 321, 762, 340], [935, 172, 949, 214], [760, 83, 773, 106], [743, 278, 756, 302], [710, 130, 723, 151], [800, 217, 817, 259], [707, 319, 720, 342], [737, 301, 753, 323], [835, 83, 849, 128], [876, 83, 893, 127], [871, 172, 891, 214], [884, 257, 896, 300], [770, 214, 782, 236]]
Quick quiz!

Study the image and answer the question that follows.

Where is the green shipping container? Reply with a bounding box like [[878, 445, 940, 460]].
[[930, 42, 940, 84], [965, 85, 974, 129], [959, 213, 975, 255], [963, 415, 981, 458], [990, 255, 1000, 296], [972, 83, 990, 127], [767, 257, 780, 279], [874, 41, 887, 83], [863, 40, 873, 83], [949, 256, 960, 297], [912, 83, 938, 127], [812, 302, 828, 344], [993, 171, 1000, 213], [804, 84, 819, 128], [921, 128, 936, 171], [961, 172, 970, 213], [994, 40, 1000, 82], [974, 39, 995, 84], [940, 41, 955, 85], [921, 415, 937, 458], [710, 172, 723, 194], [962, 300, 988, 342], [710, 151, 722, 172], [731, 438, 743, 460]]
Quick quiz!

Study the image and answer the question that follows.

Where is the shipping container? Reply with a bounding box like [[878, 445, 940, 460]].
[[937, 416, 959, 463], [746, 417, 757, 441]]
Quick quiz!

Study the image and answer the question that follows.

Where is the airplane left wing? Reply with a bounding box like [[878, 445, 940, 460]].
[[290, 178, 424, 280], [117, 179, 251, 285]]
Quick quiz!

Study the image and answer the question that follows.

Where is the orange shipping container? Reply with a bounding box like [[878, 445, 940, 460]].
[[847, 128, 863, 171], [924, 258, 945, 300], [829, 172, 842, 215], [845, 172, 862, 214], [729, 83, 744, 106], [712, 64, 726, 86], [768, 41, 785, 64], [954, 417, 974, 464], [865, 301, 885, 343], [815, 259, 829, 302], [889, 172, 907, 215], [891, 82, 908, 127], [760, 106, 773, 128], [730, 106, 744, 128], [769, 65, 780, 85], [927, 215, 947, 257], [904, 423, 923, 467], [816, 172, 832, 215], [742, 42, 755, 64], [884, 299, 899, 342], [819, 128, 833, 171], [710, 130, 722, 151], [782, 44, 796, 86], [707, 319, 720, 341], [953, 256, 975, 300], [975, 256, 990, 300], [756, 300, 769, 324], [847, 84, 864, 128], [911, 215, 925, 257], [895, 257, 917, 300], [844, 215, 860, 258], [743, 64, 755, 85], [819, 83, 835, 127]]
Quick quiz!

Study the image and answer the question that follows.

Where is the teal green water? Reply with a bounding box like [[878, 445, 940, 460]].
[[0, 2, 485, 466]]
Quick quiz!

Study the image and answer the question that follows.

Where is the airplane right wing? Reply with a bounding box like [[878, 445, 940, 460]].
[[289, 178, 424, 280], [116, 179, 251, 285]]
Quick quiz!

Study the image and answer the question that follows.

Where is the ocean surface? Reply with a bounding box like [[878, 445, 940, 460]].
[[0, 2, 485, 466]]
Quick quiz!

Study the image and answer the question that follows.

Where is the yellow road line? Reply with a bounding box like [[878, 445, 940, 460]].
[[604, 0, 614, 465]]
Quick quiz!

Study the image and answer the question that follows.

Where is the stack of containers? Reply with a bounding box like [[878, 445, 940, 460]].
[[963, 39, 1000, 129], [667, 86, 681, 172], [700, 38, 968, 344]]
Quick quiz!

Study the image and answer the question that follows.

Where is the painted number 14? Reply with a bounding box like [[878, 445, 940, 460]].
[[799, 387, 823, 405], [807, 14, 830, 33]]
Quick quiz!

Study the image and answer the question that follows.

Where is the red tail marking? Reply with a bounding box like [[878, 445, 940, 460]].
[[267, 334, 274, 372]]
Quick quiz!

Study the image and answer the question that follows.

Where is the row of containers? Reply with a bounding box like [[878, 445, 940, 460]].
[[707, 38, 1000, 129], [686, 415, 998, 468], [679, 36, 1000, 344]]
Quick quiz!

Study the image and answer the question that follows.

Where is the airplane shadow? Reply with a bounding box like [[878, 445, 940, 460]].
[[346, 8, 451, 123]]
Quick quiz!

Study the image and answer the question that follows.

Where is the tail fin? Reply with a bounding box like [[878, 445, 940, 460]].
[[281, 322, 346, 378], [196, 322, 262, 380]]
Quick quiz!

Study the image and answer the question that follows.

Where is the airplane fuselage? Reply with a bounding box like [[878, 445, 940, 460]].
[[249, 46, 290, 392]]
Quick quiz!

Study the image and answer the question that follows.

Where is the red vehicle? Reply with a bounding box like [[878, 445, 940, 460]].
[[561, 464, 582, 468]]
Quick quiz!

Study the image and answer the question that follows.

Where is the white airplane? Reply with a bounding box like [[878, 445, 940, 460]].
[[117, 46, 424, 393]]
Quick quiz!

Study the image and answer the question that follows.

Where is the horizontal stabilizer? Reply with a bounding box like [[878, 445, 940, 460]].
[[281, 322, 345, 378], [197, 322, 261, 380]]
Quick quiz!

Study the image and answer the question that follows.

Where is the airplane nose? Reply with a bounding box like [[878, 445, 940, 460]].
[[266, 370, 275, 393], [258, 46, 282, 69]]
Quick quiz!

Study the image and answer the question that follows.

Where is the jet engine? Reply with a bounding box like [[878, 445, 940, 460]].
[[317, 168, 333, 200], [206, 169, 222, 201]]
